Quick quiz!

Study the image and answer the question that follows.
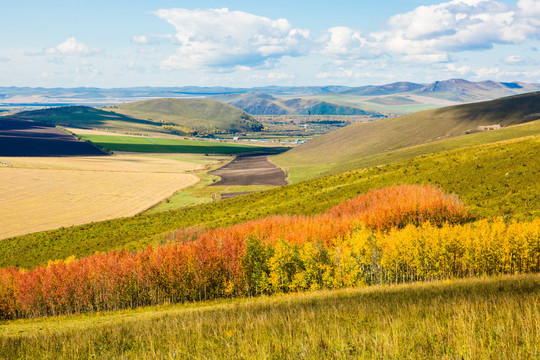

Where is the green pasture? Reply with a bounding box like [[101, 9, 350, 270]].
[[79, 134, 285, 155]]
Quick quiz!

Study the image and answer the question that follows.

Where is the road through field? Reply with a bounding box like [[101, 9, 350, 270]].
[[0, 156, 202, 240]]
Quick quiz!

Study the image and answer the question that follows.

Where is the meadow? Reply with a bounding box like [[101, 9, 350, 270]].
[[276, 119, 540, 183], [78, 134, 284, 155], [0, 275, 537, 359], [273, 91, 540, 183]]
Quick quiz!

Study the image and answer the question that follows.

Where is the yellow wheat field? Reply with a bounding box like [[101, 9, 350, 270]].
[[0, 155, 205, 239]]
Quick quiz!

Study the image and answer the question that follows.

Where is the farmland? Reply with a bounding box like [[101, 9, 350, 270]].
[[0, 155, 219, 239], [77, 133, 287, 155], [0, 118, 105, 157]]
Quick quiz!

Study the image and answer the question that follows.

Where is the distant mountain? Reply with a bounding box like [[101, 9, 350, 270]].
[[340, 82, 424, 96], [418, 79, 540, 101], [213, 92, 382, 116], [2, 80, 540, 115]]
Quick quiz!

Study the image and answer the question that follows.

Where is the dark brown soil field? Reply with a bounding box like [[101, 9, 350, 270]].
[[0, 119, 106, 156], [210, 155, 288, 186]]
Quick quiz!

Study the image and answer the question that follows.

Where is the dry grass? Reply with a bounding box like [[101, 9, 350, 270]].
[[0, 275, 537, 359], [0, 155, 206, 239]]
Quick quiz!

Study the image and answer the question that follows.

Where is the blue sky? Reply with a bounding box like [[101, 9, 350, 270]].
[[1, 0, 539, 87]]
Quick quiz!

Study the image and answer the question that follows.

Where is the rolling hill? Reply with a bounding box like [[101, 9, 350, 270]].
[[7, 99, 263, 135], [213, 92, 382, 116], [104, 98, 262, 134], [340, 82, 424, 96], [273, 92, 540, 181]]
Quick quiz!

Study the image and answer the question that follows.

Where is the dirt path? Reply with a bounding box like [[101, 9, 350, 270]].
[[209, 155, 287, 186]]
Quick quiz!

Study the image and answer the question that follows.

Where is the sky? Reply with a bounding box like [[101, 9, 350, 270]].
[[1, 0, 540, 88]]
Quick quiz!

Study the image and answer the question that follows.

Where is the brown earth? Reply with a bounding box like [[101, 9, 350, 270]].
[[209, 155, 287, 186], [0, 119, 106, 156]]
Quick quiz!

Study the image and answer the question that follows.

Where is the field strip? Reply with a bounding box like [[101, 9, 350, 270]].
[[0, 155, 205, 173], [0, 168, 199, 240]]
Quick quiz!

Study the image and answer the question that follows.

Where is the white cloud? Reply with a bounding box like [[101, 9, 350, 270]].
[[131, 35, 150, 44], [320, 27, 381, 59], [45, 37, 100, 56], [447, 63, 472, 75], [153, 8, 310, 69], [503, 54, 524, 63], [402, 53, 450, 63], [320, 0, 540, 63], [0, 57, 10, 62]]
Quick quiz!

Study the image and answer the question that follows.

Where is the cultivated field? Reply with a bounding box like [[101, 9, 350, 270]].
[[0, 118, 105, 157], [0, 155, 206, 239]]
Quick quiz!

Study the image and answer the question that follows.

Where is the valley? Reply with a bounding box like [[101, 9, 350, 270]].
[[0, 84, 539, 359]]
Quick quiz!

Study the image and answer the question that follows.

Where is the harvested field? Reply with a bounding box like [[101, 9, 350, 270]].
[[0, 155, 206, 240], [0, 154, 205, 173], [210, 155, 287, 186], [0, 119, 105, 156]]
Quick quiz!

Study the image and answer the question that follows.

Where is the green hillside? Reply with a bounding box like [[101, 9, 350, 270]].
[[6, 106, 156, 130], [105, 98, 262, 134], [1, 135, 538, 269], [8, 99, 263, 135], [274, 92, 540, 182]]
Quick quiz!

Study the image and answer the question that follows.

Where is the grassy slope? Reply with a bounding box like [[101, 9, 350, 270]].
[[8, 99, 263, 135], [281, 120, 540, 183], [105, 98, 262, 133], [78, 134, 280, 155], [273, 92, 540, 182], [1, 135, 538, 269], [1, 275, 537, 359]]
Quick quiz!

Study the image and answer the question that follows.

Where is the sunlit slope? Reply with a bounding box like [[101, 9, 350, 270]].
[[9, 99, 262, 135], [1, 135, 538, 269], [274, 92, 540, 181], [104, 98, 262, 133]]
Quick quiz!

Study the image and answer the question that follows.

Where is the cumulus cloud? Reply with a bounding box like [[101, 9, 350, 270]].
[[447, 63, 472, 75], [320, 0, 540, 63], [131, 35, 150, 44], [153, 8, 310, 69], [320, 27, 382, 59], [503, 54, 524, 64], [45, 37, 100, 56]]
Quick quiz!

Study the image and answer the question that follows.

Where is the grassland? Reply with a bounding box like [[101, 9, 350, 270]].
[[1, 135, 538, 269], [0, 275, 537, 359], [104, 98, 263, 133], [273, 92, 540, 182], [78, 134, 283, 155], [8, 99, 263, 136], [0, 155, 221, 239], [277, 119, 540, 183]]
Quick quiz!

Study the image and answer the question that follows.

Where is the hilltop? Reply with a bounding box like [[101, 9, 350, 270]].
[[213, 92, 382, 116], [104, 98, 262, 134], [7, 99, 263, 136], [273, 92, 540, 181]]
